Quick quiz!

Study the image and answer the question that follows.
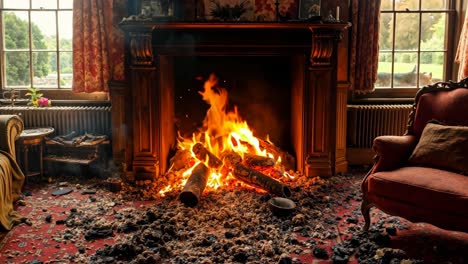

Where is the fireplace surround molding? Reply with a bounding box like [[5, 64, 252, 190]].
[[110, 21, 350, 181]]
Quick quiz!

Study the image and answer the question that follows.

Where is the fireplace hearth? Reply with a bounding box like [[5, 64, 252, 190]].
[[110, 22, 350, 182]]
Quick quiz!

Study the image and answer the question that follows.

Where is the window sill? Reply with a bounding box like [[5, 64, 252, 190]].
[[349, 97, 414, 104], [0, 99, 110, 107], [2, 89, 109, 101], [48, 100, 111, 106], [349, 87, 419, 104]]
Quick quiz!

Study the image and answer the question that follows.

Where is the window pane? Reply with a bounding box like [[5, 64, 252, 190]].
[[379, 13, 393, 50], [60, 52, 73, 88], [3, 11, 29, 50], [394, 13, 420, 50], [421, 13, 446, 51], [5, 52, 30, 87], [59, 0, 74, 9], [420, 51, 444, 82], [32, 52, 54, 87], [381, 0, 393, 11], [31, 11, 56, 50], [421, 0, 447, 10], [377, 52, 393, 88], [395, 0, 419, 10], [393, 52, 418, 87], [32, 0, 57, 9], [58, 11, 73, 49], [3, 0, 29, 9]]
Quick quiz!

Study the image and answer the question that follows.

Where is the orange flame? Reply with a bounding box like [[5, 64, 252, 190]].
[[159, 73, 289, 196]]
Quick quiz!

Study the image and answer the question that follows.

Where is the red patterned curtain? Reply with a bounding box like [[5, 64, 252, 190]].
[[456, 7, 468, 80], [72, 0, 125, 93], [349, 0, 382, 94]]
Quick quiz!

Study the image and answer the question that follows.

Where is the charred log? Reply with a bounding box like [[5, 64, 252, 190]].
[[169, 149, 193, 171], [232, 163, 291, 197], [192, 143, 223, 169], [244, 154, 275, 167], [179, 163, 210, 207], [259, 139, 295, 170], [221, 152, 242, 168]]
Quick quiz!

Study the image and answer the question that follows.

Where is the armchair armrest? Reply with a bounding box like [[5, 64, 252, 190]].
[[361, 135, 418, 195], [0, 115, 24, 159], [372, 135, 418, 172]]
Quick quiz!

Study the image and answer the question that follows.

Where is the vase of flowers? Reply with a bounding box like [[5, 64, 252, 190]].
[[25, 87, 51, 107]]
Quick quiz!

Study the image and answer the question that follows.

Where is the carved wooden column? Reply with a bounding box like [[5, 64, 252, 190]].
[[304, 27, 348, 177], [108, 80, 130, 168], [127, 28, 160, 180]]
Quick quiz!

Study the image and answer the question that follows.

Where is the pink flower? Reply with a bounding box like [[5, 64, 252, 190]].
[[37, 97, 50, 107]]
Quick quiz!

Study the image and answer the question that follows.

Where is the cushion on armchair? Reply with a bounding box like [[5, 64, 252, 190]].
[[408, 122, 468, 174]]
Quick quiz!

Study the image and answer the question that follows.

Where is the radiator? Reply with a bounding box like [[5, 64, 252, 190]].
[[0, 106, 112, 137], [347, 104, 412, 148]]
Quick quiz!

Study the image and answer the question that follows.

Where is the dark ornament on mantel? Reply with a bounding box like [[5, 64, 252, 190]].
[[209, 0, 248, 21], [274, 0, 293, 22]]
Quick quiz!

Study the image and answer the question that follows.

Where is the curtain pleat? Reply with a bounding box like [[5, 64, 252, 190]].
[[455, 7, 468, 81], [72, 0, 125, 93], [349, 0, 382, 94]]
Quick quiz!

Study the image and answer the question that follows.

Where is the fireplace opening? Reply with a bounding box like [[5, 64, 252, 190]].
[[158, 54, 306, 182], [154, 55, 305, 198], [173, 56, 293, 154]]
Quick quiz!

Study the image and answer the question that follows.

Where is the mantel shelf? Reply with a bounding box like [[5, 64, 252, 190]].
[[119, 21, 351, 31]]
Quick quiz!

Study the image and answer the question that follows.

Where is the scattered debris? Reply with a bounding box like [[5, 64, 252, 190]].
[[51, 188, 73, 196], [6, 169, 461, 263]]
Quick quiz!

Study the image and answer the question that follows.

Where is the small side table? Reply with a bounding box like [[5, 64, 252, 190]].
[[17, 127, 54, 178]]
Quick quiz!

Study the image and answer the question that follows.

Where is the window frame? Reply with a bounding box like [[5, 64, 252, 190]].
[[354, 0, 458, 100], [0, 0, 108, 102]]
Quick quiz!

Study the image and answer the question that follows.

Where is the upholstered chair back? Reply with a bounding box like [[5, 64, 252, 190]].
[[409, 85, 468, 138]]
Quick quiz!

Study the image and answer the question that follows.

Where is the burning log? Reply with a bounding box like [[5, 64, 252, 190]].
[[192, 142, 223, 169], [223, 152, 291, 197], [179, 163, 210, 207], [169, 149, 194, 171], [233, 163, 291, 197], [259, 139, 295, 170], [244, 154, 275, 167], [221, 152, 242, 167]]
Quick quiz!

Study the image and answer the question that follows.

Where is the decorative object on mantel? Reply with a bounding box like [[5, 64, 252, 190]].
[[323, 9, 338, 23], [122, 0, 175, 21], [298, 0, 320, 19], [205, 0, 254, 21], [141, 0, 175, 20], [122, 0, 302, 22]]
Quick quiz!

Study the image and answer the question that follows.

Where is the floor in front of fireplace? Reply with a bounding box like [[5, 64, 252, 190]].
[[0, 168, 467, 264]]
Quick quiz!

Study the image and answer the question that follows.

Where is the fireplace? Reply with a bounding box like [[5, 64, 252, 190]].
[[110, 22, 350, 181]]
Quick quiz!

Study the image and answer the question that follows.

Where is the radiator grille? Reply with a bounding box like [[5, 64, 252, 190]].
[[0, 106, 112, 137], [347, 105, 412, 148]]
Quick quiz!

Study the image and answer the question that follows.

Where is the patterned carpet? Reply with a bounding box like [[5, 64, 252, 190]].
[[0, 171, 467, 264]]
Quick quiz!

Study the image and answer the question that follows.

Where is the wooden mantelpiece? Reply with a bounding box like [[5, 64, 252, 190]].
[[113, 21, 350, 180]]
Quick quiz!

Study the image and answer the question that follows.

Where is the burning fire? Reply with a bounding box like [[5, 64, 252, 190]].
[[160, 74, 292, 196]]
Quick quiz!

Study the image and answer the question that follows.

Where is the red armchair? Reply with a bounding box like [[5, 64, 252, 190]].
[[361, 79, 468, 233]]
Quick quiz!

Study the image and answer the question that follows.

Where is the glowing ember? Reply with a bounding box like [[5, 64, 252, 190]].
[[160, 73, 292, 196]]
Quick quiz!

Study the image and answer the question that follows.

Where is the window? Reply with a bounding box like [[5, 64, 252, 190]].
[[375, 0, 454, 97], [0, 0, 73, 90]]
